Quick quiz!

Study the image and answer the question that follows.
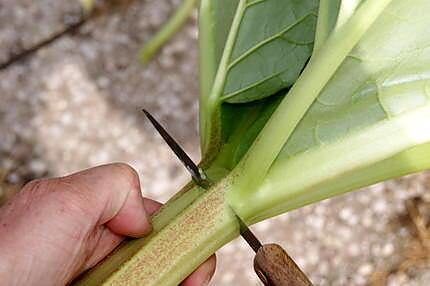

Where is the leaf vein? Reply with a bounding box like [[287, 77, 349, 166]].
[[227, 12, 317, 71], [221, 71, 284, 100], [246, 0, 268, 8]]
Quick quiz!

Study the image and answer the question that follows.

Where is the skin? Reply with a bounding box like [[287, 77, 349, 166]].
[[0, 163, 216, 286]]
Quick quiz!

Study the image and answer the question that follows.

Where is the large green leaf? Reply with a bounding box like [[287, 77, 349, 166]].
[[281, 0, 430, 159], [231, 0, 430, 221], [199, 0, 318, 162], [221, 0, 317, 103]]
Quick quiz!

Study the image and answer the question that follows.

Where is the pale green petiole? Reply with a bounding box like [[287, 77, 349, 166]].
[[313, 0, 340, 52]]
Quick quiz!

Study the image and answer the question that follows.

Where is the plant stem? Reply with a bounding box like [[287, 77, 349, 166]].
[[313, 0, 340, 53], [73, 181, 239, 286], [198, 0, 217, 113], [200, 0, 247, 159], [138, 0, 198, 65], [335, 0, 363, 31], [229, 0, 394, 205]]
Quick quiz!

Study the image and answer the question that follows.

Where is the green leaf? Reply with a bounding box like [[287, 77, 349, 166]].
[[228, 0, 430, 221], [199, 0, 318, 162], [281, 0, 430, 160], [228, 0, 393, 200], [220, 0, 317, 103]]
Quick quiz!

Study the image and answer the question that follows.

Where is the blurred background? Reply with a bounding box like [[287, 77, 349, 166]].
[[0, 0, 429, 285]]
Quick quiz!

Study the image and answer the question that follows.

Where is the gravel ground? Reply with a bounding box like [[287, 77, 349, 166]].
[[0, 1, 429, 285]]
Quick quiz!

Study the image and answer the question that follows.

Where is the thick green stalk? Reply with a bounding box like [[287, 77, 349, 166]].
[[138, 0, 198, 65], [73, 182, 239, 286], [229, 0, 393, 201]]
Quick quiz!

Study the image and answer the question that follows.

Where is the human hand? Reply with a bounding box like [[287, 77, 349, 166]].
[[0, 163, 216, 286]]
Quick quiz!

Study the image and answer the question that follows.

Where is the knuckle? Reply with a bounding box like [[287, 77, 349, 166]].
[[22, 178, 56, 195], [22, 178, 46, 192], [111, 163, 140, 190]]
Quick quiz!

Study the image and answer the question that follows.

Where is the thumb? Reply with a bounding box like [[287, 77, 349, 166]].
[[62, 163, 152, 237]]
